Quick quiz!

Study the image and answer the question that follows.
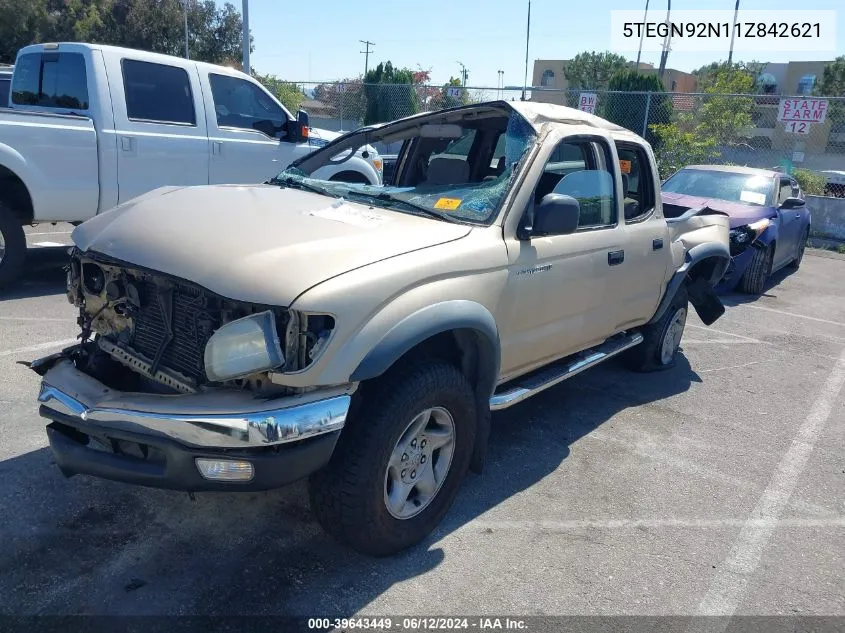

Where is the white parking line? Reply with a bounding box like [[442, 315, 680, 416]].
[[693, 346, 845, 623], [700, 360, 771, 374], [470, 517, 845, 531], [0, 338, 78, 359], [0, 317, 75, 322], [687, 324, 763, 343], [736, 303, 845, 329]]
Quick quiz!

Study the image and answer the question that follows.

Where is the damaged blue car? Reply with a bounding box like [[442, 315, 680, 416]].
[[661, 165, 811, 295]]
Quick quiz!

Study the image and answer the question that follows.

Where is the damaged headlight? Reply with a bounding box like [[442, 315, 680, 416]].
[[204, 311, 284, 382], [729, 218, 771, 255]]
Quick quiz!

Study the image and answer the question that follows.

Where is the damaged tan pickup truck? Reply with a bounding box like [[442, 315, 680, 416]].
[[31, 101, 730, 556]]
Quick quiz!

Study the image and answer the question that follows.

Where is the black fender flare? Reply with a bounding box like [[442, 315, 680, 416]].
[[649, 241, 730, 326], [350, 300, 500, 474]]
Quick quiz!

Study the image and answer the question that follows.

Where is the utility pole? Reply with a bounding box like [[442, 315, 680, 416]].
[[457, 61, 468, 86], [657, 0, 671, 80], [182, 0, 189, 59], [727, 0, 740, 64], [498, 70, 504, 99], [635, 0, 649, 68], [242, 0, 250, 74], [360, 40, 375, 78], [522, 0, 531, 101]]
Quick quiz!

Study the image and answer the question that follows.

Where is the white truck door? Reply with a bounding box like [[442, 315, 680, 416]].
[[202, 71, 298, 184], [106, 56, 209, 204]]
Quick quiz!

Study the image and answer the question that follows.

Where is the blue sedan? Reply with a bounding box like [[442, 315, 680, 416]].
[[661, 165, 812, 295]]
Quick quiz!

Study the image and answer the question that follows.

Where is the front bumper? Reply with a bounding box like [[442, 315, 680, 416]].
[[35, 356, 351, 491]]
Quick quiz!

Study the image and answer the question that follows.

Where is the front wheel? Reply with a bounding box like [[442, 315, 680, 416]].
[[739, 244, 773, 294], [308, 360, 477, 556], [625, 287, 688, 372]]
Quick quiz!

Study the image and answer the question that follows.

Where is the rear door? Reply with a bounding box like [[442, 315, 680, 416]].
[[612, 141, 668, 329], [105, 55, 209, 204], [202, 71, 299, 184]]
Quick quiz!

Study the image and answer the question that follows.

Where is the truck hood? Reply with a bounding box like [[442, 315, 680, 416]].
[[73, 185, 470, 306], [662, 192, 774, 228]]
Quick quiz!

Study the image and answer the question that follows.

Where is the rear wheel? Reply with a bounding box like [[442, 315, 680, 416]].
[[308, 360, 476, 556], [625, 287, 688, 372], [0, 201, 27, 288], [739, 244, 773, 295], [789, 229, 809, 269]]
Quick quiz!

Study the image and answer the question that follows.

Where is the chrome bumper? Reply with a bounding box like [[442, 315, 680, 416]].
[[37, 359, 351, 449]]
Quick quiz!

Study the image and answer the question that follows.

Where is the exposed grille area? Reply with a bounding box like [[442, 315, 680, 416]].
[[130, 276, 223, 385]]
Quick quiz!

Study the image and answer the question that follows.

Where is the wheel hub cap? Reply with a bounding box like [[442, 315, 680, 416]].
[[383, 406, 455, 520], [660, 307, 687, 365]]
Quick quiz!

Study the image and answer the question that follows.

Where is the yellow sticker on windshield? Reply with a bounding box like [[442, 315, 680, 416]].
[[434, 198, 462, 210], [619, 159, 632, 174]]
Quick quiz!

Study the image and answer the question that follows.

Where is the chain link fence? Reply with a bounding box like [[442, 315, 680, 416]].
[[292, 82, 844, 186]]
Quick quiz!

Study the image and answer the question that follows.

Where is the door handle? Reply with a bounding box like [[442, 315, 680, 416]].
[[119, 136, 134, 152], [652, 238, 664, 250], [608, 250, 625, 266], [212, 141, 223, 156]]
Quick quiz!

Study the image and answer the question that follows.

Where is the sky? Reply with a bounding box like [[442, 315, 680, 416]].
[[227, 0, 844, 87]]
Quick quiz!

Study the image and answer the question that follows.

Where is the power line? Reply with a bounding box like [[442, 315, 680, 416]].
[[360, 40, 375, 78]]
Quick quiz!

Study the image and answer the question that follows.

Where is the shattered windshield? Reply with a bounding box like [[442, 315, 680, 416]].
[[272, 109, 537, 225]]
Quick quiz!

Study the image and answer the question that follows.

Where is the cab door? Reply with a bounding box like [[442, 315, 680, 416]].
[[106, 56, 209, 204], [497, 133, 626, 381], [202, 71, 299, 184]]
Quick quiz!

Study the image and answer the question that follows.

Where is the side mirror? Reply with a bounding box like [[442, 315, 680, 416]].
[[290, 108, 309, 143], [779, 197, 805, 210], [532, 194, 580, 237]]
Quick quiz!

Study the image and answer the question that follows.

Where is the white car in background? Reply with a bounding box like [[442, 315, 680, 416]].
[[0, 43, 382, 286]]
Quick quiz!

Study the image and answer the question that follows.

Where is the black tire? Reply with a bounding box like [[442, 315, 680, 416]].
[[0, 201, 27, 288], [624, 286, 688, 373], [308, 360, 477, 556], [739, 243, 773, 295], [789, 229, 809, 269]]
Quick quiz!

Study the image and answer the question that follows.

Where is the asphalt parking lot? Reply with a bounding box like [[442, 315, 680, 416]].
[[1, 228, 843, 626]]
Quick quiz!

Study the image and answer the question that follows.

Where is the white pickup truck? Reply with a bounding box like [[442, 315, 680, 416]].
[[0, 43, 382, 286]]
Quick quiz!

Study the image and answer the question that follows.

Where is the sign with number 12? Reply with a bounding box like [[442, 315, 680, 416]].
[[784, 121, 812, 135]]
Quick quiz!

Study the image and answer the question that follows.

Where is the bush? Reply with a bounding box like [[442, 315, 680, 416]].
[[792, 168, 827, 196], [604, 70, 671, 148]]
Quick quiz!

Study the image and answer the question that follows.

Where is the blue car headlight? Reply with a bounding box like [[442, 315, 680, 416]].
[[729, 218, 771, 255]]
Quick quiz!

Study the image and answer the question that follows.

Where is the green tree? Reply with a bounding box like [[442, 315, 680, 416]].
[[363, 61, 419, 125], [564, 51, 629, 90], [0, 0, 250, 65], [792, 168, 826, 196], [604, 70, 671, 147], [252, 71, 304, 113], [314, 78, 367, 125], [649, 122, 719, 179], [696, 63, 757, 147], [817, 56, 845, 96], [0, 0, 49, 63]]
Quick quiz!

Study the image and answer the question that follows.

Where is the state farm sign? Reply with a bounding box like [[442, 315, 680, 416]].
[[777, 98, 829, 124]]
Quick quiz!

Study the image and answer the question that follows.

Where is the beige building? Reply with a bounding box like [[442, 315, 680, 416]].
[[530, 59, 697, 105]]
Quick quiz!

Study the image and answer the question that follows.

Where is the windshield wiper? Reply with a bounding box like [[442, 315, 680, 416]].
[[346, 191, 461, 224], [271, 176, 334, 198]]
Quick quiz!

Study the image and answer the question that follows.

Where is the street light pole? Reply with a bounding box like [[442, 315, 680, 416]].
[[727, 0, 740, 64], [242, 0, 250, 73], [635, 0, 649, 68], [183, 0, 189, 59], [657, 0, 671, 80], [521, 0, 531, 101]]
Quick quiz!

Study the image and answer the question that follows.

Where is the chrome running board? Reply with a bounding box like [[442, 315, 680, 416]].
[[489, 333, 644, 411]]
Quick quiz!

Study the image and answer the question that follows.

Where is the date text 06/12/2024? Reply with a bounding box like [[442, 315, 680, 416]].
[[307, 617, 528, 630]]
